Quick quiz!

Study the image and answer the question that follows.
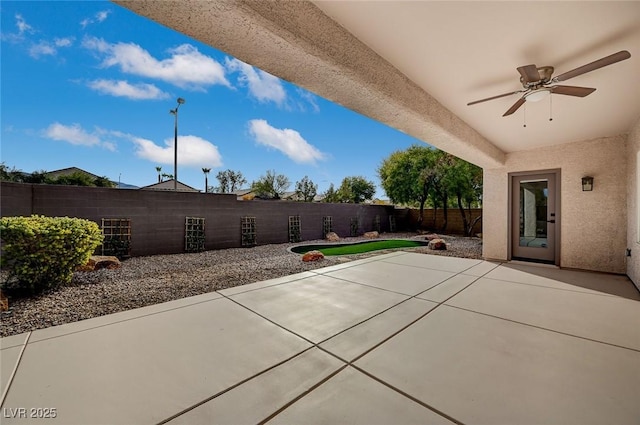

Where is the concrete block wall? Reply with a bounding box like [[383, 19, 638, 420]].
[[0, 182, 394, 257], [403, 208, 483, 235]]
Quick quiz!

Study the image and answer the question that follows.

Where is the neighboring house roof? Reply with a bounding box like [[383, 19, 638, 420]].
[[45, 167, 101, 180], [139, 179, 200, 192], [44, 166, 139, 189], [229, 188, 254, 196]]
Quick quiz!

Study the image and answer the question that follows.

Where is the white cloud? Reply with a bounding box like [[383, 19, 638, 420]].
[[1, 14, 34, 43], [42, 123, 116, 151], [131, 135, 223, 168], [87, 79, 170, 100], [82, 37, 230, 90], [225, 58, 286, 105], [248, 119, 326, 164], [296, 88, 320, 112], [29, 42, 56, 58], [15, 14, 33, 35], [55, 37, 73, 47], [81, 10, 111, 28], [96, 10, 110, 23], [28, 37, 73, 58]]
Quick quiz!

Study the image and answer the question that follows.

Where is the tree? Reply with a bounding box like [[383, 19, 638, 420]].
[[52, 172, 96, 186], [202, 167, 211, 193], [94, 176, 116, 188], [322, 183, 340, 203], [378, 145, 482, 233], [161, 173, 174, 181], [155, 166, 162, 183], [337, 176, 375, 203], [443, 158, 482, 235], [215, 169, 247, 193], [294, 176, 318, 202], [251, 170, 290, 199], [378, 146, 440, 227]]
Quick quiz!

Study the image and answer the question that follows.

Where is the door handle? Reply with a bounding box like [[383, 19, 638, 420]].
[[547, 220, 555, 223]]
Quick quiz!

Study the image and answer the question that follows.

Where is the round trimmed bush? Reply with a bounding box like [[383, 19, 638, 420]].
[[1, 215, 103, 294]]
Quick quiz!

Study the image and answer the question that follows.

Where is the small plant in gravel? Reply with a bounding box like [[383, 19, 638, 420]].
[[0, 215, 103, 295]]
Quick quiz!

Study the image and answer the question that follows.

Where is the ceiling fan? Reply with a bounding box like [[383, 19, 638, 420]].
[[467, 50, 631, 117]]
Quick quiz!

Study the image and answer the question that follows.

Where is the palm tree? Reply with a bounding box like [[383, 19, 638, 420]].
[[155, 166, 162, 183], [202, 167, 211, 193]]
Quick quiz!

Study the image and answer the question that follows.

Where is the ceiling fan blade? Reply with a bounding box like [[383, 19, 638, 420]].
[[551, 85, 596, 97], [503, 97, 525, 117], [517, 64, 541, 83], [554, 50, 631, 82], [467, 90, 523, 106]]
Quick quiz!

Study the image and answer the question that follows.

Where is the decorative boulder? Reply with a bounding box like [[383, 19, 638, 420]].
[[302, 250, 325, 262], [364, 231, 379, 239], [428, 239, 447, 250], [77, 255, 121, 271], [425, 234, 440, 241], [325, 232, 340, 242], [0, 290, 8, 312]]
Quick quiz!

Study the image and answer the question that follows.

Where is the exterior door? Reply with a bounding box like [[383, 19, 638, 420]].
[[511, 172, 557, 264]]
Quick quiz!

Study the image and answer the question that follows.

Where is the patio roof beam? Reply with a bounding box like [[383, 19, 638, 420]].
[[115, 0, 506, 168]]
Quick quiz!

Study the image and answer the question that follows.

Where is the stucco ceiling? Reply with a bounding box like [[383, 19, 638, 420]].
[[312, 1, 640, 153]]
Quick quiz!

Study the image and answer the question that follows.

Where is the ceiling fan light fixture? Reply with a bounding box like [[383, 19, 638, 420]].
[[525, 88, 551, 103]]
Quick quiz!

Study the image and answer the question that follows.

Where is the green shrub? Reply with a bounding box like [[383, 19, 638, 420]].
[[0, 215, 103, 294]]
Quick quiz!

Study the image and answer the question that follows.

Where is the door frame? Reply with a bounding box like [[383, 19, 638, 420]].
[[508, 169, 561, 265]]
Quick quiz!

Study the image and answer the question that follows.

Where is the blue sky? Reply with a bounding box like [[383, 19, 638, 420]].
[[1, 1, 426, 196]]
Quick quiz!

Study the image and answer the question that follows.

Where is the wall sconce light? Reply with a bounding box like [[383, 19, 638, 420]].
[[581, 176, 594, 191]]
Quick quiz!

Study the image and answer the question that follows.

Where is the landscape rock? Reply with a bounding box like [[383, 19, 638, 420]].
[[428, 239, 447, 250], [302, 250, 325, 262], [363, 231, 379, 239], [325, 232, 340, 242], [0, 290, 8, 312], [78, 256, 121, 272], [425, 234, 440, 241]]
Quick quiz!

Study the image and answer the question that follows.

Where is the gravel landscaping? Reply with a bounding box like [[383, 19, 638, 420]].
[[0, 233, 482, 337]]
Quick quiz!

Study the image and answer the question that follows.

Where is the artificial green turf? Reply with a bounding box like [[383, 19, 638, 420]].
[[300, 240, 425, 256]]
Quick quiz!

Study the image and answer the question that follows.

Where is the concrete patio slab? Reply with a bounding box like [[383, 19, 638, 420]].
[[325, 261, 455, 295], [2, 298, 311, 425], [268, 366, 455, 425], [218, 271, 317, 296], [167, 348, 343, 424], [504, 263, 640, 300], [417, 273, 479, 303], [355, 305, 640, 425], [484, 265, 629, 297], [320, 298, 437, 362], [28, 290, 223, 344], [2, 254, 638, 424], [228, 274, 408, 343], [446, 277, 640, 350], [382, 252, 481, 273], [1, 346, 24, 401], [310, 251, 405, 274], [0, 332, 30, 351]]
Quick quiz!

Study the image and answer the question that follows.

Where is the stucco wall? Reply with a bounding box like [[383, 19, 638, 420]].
[[627, 117, 640, 288], [483, 135, 628, 274]]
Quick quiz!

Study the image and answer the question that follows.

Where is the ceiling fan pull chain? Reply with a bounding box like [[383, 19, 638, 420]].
[[523, 103, 527, 128], [549, 94, 553, 121]]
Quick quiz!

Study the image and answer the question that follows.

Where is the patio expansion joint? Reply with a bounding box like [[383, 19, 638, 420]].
[[0, 331, 31, 408], [444, 304, 640, 354], [217, 278, 469, 424], [349, 363, 466, 425], [155, 345, 329, 425]]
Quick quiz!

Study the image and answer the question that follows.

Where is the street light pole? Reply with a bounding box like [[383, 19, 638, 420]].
[[170, 97, 186, 191]]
